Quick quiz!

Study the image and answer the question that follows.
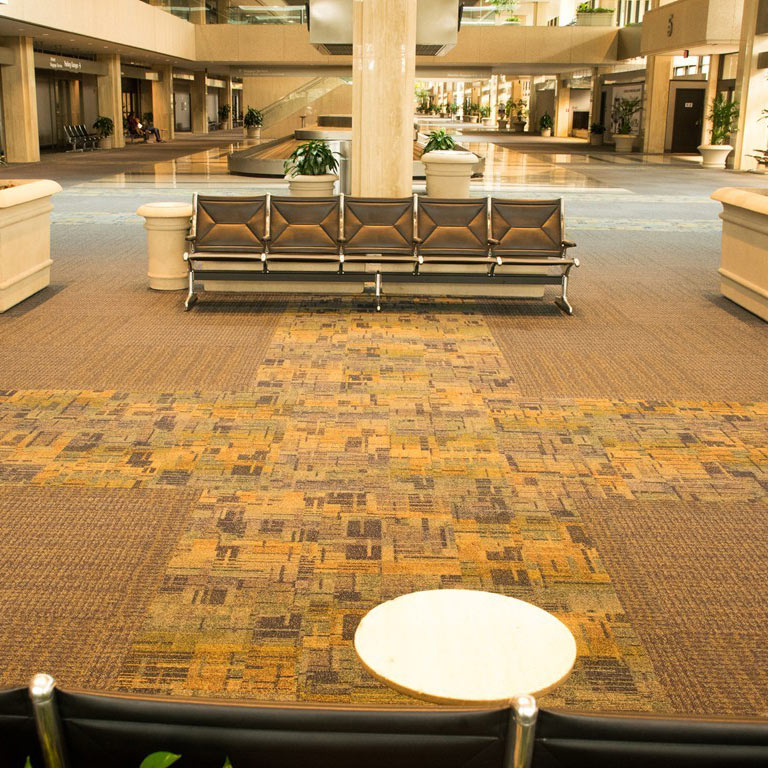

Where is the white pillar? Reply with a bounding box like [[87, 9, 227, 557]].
[[351, 0, 417, 197], [97, 54, 125, 149]]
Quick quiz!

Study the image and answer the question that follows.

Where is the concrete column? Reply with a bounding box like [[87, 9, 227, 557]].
[[642, 55, 673, 154], [554, 76, 570, 138], [733, 0, 768, 170], [701, 54, 720, 146], [153, 65, 175, 141], [528, 77, 537, 130], [223, 76, 233, 129], [590, 67, 602, 127], [191, 71, 208, 134], [0, 37, 40, 163], [96, 53, 125, 149], [351, 0, 417, 197]]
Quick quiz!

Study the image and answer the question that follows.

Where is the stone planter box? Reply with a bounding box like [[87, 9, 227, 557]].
[[576, 11, 615, 25], [246, 126, 261, 139], [613, 134, 635, 153], [0, 179, 62, 312], [422, 150, 478, 198], [698, 144, 733, 169], [288, 174, 338, 196], [711, 186, 768, 322]]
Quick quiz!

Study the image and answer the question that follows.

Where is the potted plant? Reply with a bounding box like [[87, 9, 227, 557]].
[[589, 122, 605, 146], [218, 103, 231, 129], [513, 100, 528, 132], [479, 105, 492, 126], [284, 139, 339, 196], [698, 95, 739, 169], [93, 116, 115, 149], [469, 103, 480, 123], [575, 2, 615, 25], [448, 102, 459, 121], [539, 112, 553, 137], [611, 97, 640, 152], [244, 106, 263, 139], [421, 129, 478, 198], [497, 103, 508, 130], [0, 178, 62, 312]]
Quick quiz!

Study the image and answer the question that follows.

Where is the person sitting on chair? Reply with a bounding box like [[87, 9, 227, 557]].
[[127, 113, 164, 143]]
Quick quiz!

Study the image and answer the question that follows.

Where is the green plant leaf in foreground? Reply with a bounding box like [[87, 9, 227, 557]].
[[139, 752, 182, 768], [223, 757, 234, 768]]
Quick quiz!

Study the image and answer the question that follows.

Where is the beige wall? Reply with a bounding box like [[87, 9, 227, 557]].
[[1, 0, 195, 61]]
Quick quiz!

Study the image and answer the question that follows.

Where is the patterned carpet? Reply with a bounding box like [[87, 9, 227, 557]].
[[0, 170, 767, 717]]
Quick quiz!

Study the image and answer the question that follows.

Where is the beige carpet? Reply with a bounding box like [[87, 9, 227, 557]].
[[0, 485, 199, 689], [577, 497, 768, 718]]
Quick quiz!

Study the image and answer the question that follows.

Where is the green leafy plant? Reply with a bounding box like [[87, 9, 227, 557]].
[[284, 139, 339, 177], [539, 112, 553, 131], [590, 122, 605, 134], [423, 128, 457, 153], [479, 105, 491, 119], [448, 102, 459, 115], [244, 106, 263, 128], [469, 102, 481, 116], [490, 0, 520, 22], [140, 753, 181, 768], [611, 97, 641, 135], [218, 104, 231, 122], [93, 116, 114, 138], [577, 2, 614, 11], [709, 94, 739, 145], [505, 98, 526, 120]]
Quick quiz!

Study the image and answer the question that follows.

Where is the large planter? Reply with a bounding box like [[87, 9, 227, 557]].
[[98, 137, 113, 149], [613, 134, 635, 153], [470, 115, 479, 123], [589, 133, 604, 146], [422, 150, 478, 198], [498, 119, 508, 130], [246, 126, 261, 139], [512, 121, 527, 133], [698, 144, 733, 169], [0, 179, 62, 312], [576, 11, 615, 25], [711, 186, 768, 322], [540, 128, 552, 137], [136, 202, 193, 291], [288, 174, 338, 196]]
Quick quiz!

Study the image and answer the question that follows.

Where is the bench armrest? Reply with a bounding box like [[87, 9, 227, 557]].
[[562, 240, 577, 249], [413, 236, 423, 244], [488, 237, 500, 245], [185, 233, 196, 242]]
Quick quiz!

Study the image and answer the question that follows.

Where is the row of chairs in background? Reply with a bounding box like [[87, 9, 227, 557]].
[[63, 124, 100, 152]]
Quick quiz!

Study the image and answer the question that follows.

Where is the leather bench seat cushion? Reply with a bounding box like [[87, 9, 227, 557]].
[[491, 199, 563, 257], [417, 198, 488, 257], [194, 196, 268, 253], [343, 197, 414, 255], [269, 197, 341, 254]]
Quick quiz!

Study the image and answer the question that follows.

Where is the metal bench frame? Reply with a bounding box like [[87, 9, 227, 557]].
[[184, 194, 579, 314]]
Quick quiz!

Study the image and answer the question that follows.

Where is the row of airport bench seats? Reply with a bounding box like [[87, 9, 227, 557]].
[[183, 194, 580, 313], [3, 674, 768, 768]]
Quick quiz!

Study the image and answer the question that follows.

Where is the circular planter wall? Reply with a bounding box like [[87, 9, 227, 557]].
[[421, 150, 478, 198], [287, 174, 338, 196]]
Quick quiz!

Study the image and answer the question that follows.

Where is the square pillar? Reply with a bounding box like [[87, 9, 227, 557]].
[[642, 55, 673, 154], [701, 54, 720, 146], [590, 67, 602, 127], [97, 54, 125, 148], [222, 76, 233, 129], [0, 37, 40, 163], [153, 65, 175, 141], [351, 0, 417, 197], [732, 0, 768, 170], [191, 71, 208, 134], [554, 76, 570, 138]]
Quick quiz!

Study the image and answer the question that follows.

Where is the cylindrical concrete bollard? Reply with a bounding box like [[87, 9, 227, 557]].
[[136, 201, 193, 290]]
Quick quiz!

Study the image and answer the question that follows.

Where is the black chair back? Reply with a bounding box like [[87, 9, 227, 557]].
[[417, 198, 488, 257], [0, 687, 43, 768], [269, 196, 340, 254], [533, 709, 768, 768], [57, 690, 511, 768], [343, 197, 414, 255]]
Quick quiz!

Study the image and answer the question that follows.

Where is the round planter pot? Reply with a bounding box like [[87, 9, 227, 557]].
[[136, 201, 193, 291], [287, 174, 338, 197], [246, 126, 261, 139], [98, 137, 113, 149], [498, 119, 508, 130], [613, 134, 635, 153], [422, 150, 478, 198], [513, 121, 526, 133], [589, 134, 604, 146], [540, 128, 552, 137], [698, 144, 733, 169], [470, 116, 479, 123]]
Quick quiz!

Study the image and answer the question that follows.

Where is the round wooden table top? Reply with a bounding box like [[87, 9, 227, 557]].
[[354, 589, 577, 706]]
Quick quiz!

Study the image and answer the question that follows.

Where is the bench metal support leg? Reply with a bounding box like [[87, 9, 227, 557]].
[[185, 269, 198, 311], [504, 695, 538, 768], [30, 674, 68, 768], [374, 271, 382, 311], [554, 272, 573, 315]]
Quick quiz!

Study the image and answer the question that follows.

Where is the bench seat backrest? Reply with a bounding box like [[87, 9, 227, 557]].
[[491, 199, 563, 257], [0, 687, 43, 767], [194, 195, 268, 253], [343, 197, 415, 255], [57, 690, 511, 768], [417, 198, 489, 257], [270, 196, 340, 254]]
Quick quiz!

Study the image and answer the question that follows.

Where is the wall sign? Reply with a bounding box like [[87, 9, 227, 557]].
[[667, 14, 674, 36]]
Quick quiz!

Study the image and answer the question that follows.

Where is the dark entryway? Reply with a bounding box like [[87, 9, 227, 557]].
[[671, 88, 705, 153]]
